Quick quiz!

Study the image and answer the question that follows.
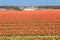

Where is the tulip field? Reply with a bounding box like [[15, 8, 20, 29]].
[[0, 10, 60, 40]]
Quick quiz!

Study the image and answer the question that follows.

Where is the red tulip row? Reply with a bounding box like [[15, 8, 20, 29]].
[[0, 25, 60, 30], [0, 29, 60, 36], [0, 10, 60, 36]]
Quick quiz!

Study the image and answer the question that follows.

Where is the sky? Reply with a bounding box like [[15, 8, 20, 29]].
[[0, 0, 60, 6]]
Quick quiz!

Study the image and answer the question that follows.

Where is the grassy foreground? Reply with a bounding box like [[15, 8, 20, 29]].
[[0, 37, 60, 40]]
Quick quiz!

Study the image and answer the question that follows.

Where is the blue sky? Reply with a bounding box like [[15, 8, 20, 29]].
[[0, 0, 60, 6]]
